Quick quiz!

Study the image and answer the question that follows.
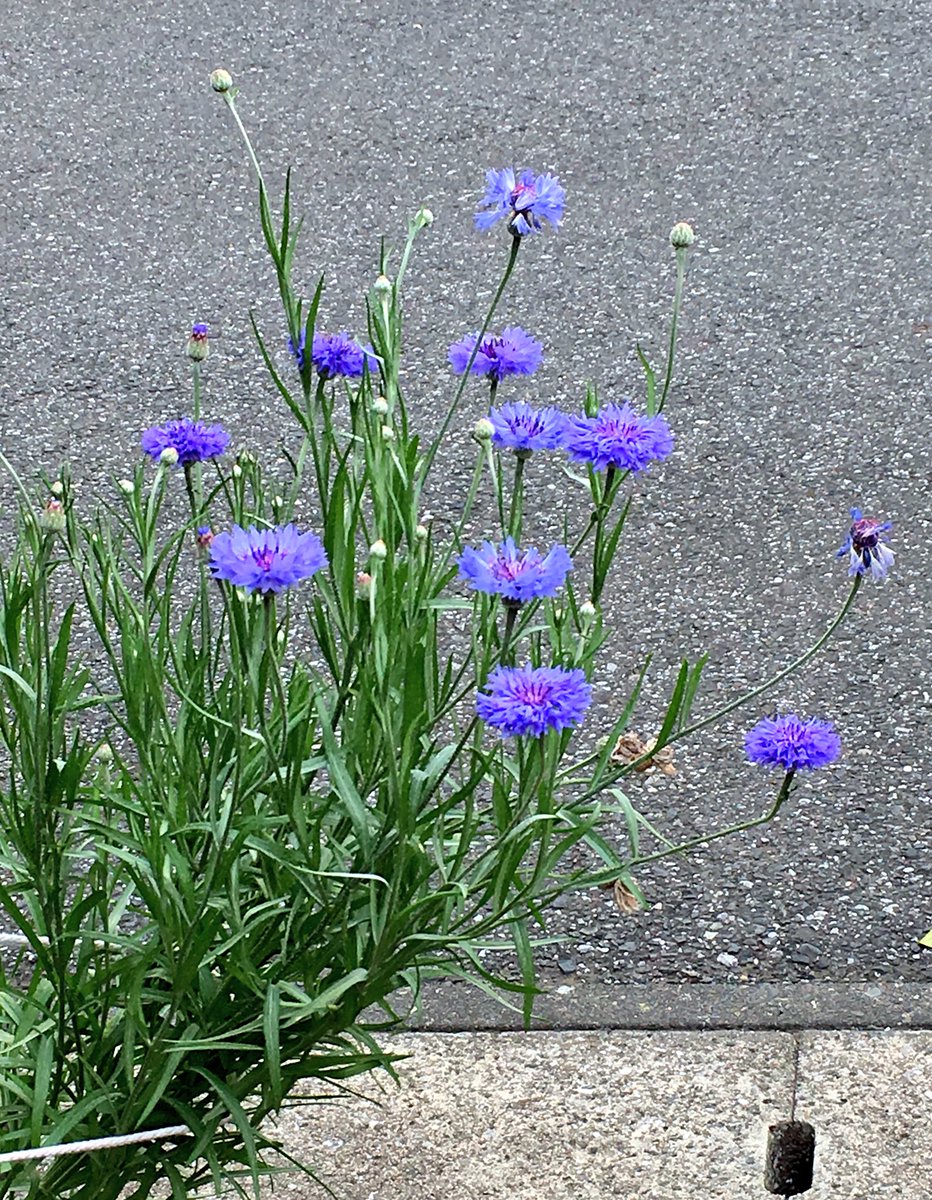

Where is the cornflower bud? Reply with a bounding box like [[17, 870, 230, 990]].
[[473, 417, 495, 442], [232, 463, 243, 478], [369, 539, 388, 561], [39, 498, 66, 532], [670, 221, 696, 249], [415, 207, 434, 228], [96, 744, 114, 763], [195, 526, 214, 550], [374, 274, 392, 298], [118, 478, 134, 495], [415, 524, 429, 542], [356, 571, 373, 598], [579, 601, 597, 621], [381, 425, 395, 441], [372, 396, 389, 416], [186, 322, 209, 362], [210, 69, 233, 93], [159, 447, 179, 467], [50, 480, 64, 497]]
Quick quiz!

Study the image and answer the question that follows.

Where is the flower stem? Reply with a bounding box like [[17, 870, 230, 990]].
[[500, 602, 519, 665], [576, 574, 863, 798], [192, 360, 202, 420], [421, 236, 521, 487], [628, 769, 795, 868], [658, 247, 686, 413], [507, 453, 528, 540], [222, 94, 266, 193]]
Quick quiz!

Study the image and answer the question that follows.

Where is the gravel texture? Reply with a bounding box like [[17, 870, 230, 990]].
[[0, 0, 929, 987]]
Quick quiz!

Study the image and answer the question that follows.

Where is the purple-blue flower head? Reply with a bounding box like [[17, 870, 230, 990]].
[[288, 330, 379, 380], [458, 537, 572, 604], [745, 715, 841, 772], [475, 168, 565, 237], [837, 508, 895, 580], [489, 402, 566, 453], [448, 327, 543, 382], [141, 419, 230, 466], [561, 403, 674, 473], [208, 523, 328, 594], [477, 664, 591, 737]]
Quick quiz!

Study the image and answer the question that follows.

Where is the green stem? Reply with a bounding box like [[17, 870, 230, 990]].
[[500, 602, 519, 665], [629, 770, 795, 868], [577, 574, 863, 799], [192, 360, 202, 420], [508, 453, 528, 540], [658, 247, 686, 413], [223, 94, 266, 192], [421, 236, 521, 487]]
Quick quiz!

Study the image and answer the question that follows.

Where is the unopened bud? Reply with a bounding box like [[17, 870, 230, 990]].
[[232, 463, 243, 478], [159, 447, 179, 467], [276, 628, 286, 646], [670, 221, 695, 249], [118, 478, 134, 495], [356, 571, 373, 597], [96, 744, 114, 763], [415, 206, 434, 228], [579, 601, 597, 621], [372, 396, 389, 416], [196, 526, 214, 550], [369, 539, 388, 561], [415, 524, 429, 542], [552, 605, 565, 623], [473, 417, 495, 442], [381, 425, 395, 441], [39, 498, 66, 533], [210, 69, 233, 93], [374, 274, 392, 297], [50, 480, 64, 497], [186, 322, 209, 362], [273, 495, 283, 508]]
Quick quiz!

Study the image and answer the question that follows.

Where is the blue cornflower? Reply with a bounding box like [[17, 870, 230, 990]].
[[288, 330, 379, 379], [477, 664, 591, 738], [488, 402, 566, 453], [141, 419, 230, 466], [448, 327, 544, 381], [745, 715, 841, 772], [458, 537, 572, 604], [208, 523, 328, 594], [561, 403, 674, 473], [475, 168, 566, 237], [837, 508, 895, 580]]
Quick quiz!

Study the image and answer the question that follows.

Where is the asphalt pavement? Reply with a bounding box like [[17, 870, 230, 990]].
[[0, 0, 929, 994]]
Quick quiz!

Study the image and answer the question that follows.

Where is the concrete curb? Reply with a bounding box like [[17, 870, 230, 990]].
[[397, 979, 932, 1031]]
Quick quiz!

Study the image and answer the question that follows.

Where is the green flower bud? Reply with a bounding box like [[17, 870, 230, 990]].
[[39, 499, 66, 533], [670, 221, 696, 249], [473, 417, 495, 442], [210, 69, 233, 93], [159, 447, 179, 467], [118, 478, 134, 495], [369, 539, 388, 560]]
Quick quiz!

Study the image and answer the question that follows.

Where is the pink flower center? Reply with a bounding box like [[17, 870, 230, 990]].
[[510, 181, 536, 210]]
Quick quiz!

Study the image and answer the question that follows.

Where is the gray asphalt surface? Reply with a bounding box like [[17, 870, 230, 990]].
[[0, 1, 929, 988]]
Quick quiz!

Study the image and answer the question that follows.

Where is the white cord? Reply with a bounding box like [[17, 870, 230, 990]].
[[0, 1125, 192, 1165]]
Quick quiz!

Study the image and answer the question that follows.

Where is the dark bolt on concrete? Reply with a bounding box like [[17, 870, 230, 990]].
[[0, 2, 929, 991]]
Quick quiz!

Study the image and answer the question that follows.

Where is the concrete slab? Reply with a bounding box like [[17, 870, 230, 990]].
[[797, 1031, 932, 1200], [272, 1031, 794, 1200]]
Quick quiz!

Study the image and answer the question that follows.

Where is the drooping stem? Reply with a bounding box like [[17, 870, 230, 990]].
[[629, 769, 795, 868], [576, 574, 863, 798]]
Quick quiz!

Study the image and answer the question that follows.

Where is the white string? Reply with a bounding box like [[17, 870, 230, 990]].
[[0, 1125, 192, 1165]]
